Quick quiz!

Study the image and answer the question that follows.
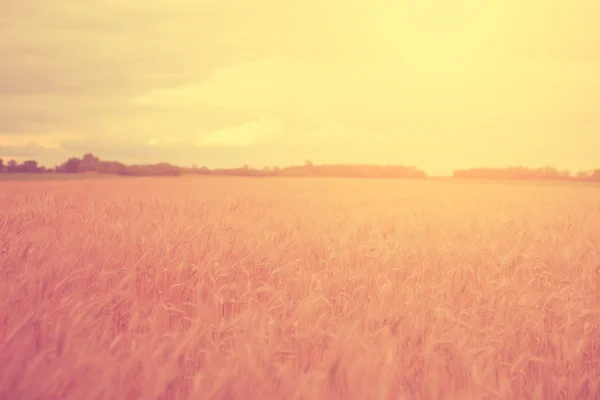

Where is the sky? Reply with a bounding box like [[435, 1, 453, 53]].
[[1, 0, 599, 175]]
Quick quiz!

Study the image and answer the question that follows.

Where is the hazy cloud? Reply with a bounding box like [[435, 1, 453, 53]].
[[1, 0, 599, 173], [198, 116, 284, 147]]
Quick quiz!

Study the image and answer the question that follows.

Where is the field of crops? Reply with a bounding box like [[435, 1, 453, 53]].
[[1, 176, 599, 399]]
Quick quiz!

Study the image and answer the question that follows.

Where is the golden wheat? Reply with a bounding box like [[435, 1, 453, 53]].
[[1, 176, 599, 399]]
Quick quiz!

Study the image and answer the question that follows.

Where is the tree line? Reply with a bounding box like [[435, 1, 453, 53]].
[[0, 154, 181, 176], [0, 154, 427, 179], [453, 166, 600, 182], [1, 153, 600, 181]]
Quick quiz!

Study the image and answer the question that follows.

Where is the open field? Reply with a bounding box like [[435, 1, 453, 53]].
[[1, 176, 600, 399]]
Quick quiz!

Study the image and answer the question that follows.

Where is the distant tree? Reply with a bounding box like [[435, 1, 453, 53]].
[[0, 158, 3, 172], [576, 170, 592, 180], [80, 153, 100, 172], [193, 165, 211, 175], [539, 166, 558, 180], [305, 160, 313, 167], [99, 161, 128, 175], [124, 163, 181, 176], [453, 166, 583, 181], [6, 160, 18, 173], [20, 160, 41, 173], [63, 157, 82, 173]]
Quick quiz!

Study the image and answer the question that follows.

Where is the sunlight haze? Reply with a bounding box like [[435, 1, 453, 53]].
[[1, 0, 599, 175]]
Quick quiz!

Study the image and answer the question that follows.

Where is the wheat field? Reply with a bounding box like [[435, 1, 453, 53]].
[[1, 176, 599, 400]]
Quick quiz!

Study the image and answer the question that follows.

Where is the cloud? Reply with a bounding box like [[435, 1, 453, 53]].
[[0, 0, 267, 136], [0, 133, 78, 148], [0, 0, 364, 140], [0, 0, 599, 173], [198, 116, 284, 147]]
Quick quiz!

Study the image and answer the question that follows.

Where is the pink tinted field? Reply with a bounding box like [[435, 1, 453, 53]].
[[1, 176, 600, 399]]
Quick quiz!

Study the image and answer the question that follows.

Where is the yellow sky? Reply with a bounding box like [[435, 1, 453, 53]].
[[0, 0, 599, 175]]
